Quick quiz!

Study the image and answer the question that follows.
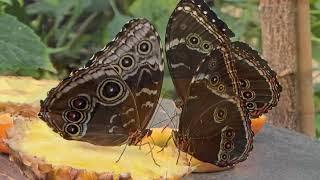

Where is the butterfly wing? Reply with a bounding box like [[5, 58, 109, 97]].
[[39, 65, 141, 146], [88, 18, 164, 130], [165, 0, 234, 101], [231, 41, 282, 117], [173, 48, 253, 167], [192, 42, 282, 118]]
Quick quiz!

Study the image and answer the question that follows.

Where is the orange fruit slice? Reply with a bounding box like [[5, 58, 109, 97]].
[[0, 113, 13, 154], [251, 115, 266, 134]]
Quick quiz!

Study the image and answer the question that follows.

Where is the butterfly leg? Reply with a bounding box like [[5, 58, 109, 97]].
[[115, 143, 128, 163], [188, 155, 193, 167], [157, 135, 173, 153], [187, 144, 194, 167], [136, 139, 160, 167], [147, 142, 160, 167], [176, 149, 181, 165]]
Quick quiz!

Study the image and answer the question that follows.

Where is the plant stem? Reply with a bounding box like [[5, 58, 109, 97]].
[[47, 46, 70, 54], [56, 4, 81, 47], [67, 12, 99, 49]]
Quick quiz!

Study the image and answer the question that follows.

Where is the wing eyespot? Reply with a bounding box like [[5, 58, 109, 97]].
[[138, 40, 152, 55], [223, 128, 235, 139], [186, 33, 202, 48], [208, 60, 216, 70], [65, 123, 81, 136], [97, 78, 128, 106], [246, 102, 257, 110], [213, 108, 227, 123], [217, 84, 225, 93], [220, 153, 230, 161], [119, 55, 135, 70], [239, 79, 250, 89], [63, 110, 85, 123], [201, 41, 212, 53], [223, 141, 234, 151], [210, 74, 220, 86], [242, 90, 256, 101], [70, 96, 90, 110]]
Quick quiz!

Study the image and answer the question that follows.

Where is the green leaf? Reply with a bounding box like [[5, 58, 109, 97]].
[[0, 14, 55, 75], [315, 113, 320, 136], [0, 0, 12, 5], [161, 76, 175, 98], [313, 42, 320, 61]]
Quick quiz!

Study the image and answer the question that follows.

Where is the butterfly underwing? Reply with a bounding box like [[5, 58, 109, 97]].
[[166, 0, 281, 167], [165, 0, 234, 102], [231, 41, 282, 117], [173, 47, 253, 167], [39, 19, 164, 146], [165, 0, 281, 117]]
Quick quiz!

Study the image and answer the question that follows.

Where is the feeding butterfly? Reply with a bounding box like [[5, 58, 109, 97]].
[[39, 19, 164, 146], [166, 0, 281, 167]]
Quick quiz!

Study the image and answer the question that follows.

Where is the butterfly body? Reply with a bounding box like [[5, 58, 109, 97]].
[[39, 19, 164, 146]]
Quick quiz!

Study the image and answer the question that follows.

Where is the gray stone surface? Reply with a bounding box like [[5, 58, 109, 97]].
[[0, 154, 26, 180], [187, 125, 320, 180]]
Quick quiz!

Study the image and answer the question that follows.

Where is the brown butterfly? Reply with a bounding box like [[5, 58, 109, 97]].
[[39, 19, 164, 146], [165, 0, 281, 167]]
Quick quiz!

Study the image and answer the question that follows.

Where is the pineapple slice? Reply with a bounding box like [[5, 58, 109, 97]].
[[6, 117, 192, 180]]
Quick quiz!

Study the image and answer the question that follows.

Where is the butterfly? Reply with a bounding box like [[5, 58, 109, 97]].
[[165, 0, 281, 167], [39, 18, 164, 146]]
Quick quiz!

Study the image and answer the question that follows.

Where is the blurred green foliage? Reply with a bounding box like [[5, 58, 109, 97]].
[[0, 0, 261, 76], [311, 0, 320, 138], [1, 0, 320, 137]]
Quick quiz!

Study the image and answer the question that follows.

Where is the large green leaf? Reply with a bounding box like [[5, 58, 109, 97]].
[[0, 14, 55, 75]]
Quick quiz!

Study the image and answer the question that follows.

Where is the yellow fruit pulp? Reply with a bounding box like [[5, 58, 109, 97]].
[[0, 76, 58, 104], [6, 118, 191, 179]]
